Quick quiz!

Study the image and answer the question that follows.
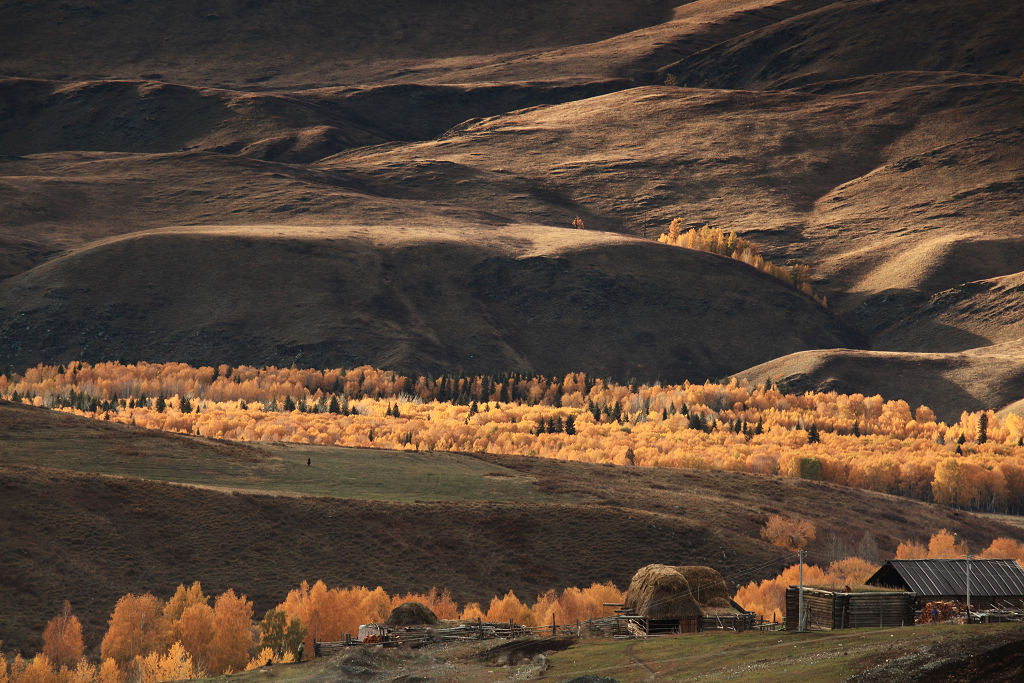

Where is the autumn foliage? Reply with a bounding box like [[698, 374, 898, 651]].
[[760, 515, 816, 551], [658, 220, 825, 306], [2, 580, 624, 682], [7, 533, 1024, 683], [273, 580, 623, 654], [90, 583, 253, 680], [7, 362, 1024, 513], [41, 602, 83, 669]]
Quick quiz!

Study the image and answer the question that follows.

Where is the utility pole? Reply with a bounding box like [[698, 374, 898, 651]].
[[966, 553, 972, 623], [798, 549, 807, 632]]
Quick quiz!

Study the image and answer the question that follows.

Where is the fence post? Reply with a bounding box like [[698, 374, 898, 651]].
[[551, 613, 556, 636]]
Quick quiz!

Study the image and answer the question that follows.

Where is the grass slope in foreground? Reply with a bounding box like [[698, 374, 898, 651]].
[[197, 623, 1024, 682], [2, 400, 1022, 655]]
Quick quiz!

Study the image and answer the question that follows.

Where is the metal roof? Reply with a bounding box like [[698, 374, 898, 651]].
[[866, 559, 1024, 598]]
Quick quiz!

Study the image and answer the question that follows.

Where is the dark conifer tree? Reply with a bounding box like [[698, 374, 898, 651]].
[[807, 423, 820, 444]]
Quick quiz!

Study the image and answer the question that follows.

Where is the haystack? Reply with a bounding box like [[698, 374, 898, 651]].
[[676, 566, 732, 608], [385, 601, 440, 627], [624, 564, 701, 619]]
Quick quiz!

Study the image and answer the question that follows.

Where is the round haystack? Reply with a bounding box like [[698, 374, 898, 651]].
[[624, 564, 701, 619], [385, 602, 440, 627], [675, 566, 732, 608]]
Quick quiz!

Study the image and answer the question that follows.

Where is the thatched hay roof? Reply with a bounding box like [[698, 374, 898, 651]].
[[676, 565, 732, 608], [625, 564, 702, 619], [385, 601, 440, 627]]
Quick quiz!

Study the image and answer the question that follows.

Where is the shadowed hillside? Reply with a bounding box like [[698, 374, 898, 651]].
[[662, 0, 1024, 89], [0, 225, 855, 379], [0, 0, 681, 87], [2, 0, 1024, 673], [0, 77, 627, 160], [870, 267, 1024, 352]]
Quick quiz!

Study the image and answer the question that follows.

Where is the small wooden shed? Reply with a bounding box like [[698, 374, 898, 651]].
[[785, 587, 915, 630]]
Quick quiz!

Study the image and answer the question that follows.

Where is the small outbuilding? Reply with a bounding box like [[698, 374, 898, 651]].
[[785, 586, 915, 630], [866, 559, 1024, 610], [624, 564, 753, 634], [386, 601, 440, 627]]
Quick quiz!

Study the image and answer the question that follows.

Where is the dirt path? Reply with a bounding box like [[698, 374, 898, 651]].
[[623, 640, 658, 681]]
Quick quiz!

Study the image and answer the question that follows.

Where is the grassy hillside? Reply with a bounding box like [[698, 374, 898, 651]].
[[732, 339, 1024, 422], [662, 0, 1024, 89], [0, 0, 680, 87], [2, 400, 1021, 656], [0, 224, 855, 380], [0, 0, 1021, 413], [189, 623, 1024, 681], [542, 623, 1024, 682]]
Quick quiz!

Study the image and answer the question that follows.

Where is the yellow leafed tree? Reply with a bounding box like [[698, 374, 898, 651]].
[[41, 601, 83, 669]]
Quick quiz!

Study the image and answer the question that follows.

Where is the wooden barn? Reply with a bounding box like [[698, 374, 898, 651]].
[[622, 564, 754, 634], [866, 559, 1024, 610], [785, 587, 915, 630]]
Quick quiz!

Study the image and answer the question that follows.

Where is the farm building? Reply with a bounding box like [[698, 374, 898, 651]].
[[785, 587, 915, 630], [866, 559, 1024, 610], [623, 564, 754, 634]]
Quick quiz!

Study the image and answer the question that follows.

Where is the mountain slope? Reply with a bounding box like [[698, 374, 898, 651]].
[[663, 0, 1024, 89], [731, 339, 1024, 422], [0, 224, 854, 379]]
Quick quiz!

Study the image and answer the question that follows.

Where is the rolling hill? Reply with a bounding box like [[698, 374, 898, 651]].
[[732, 339, 1024, 422], [0, 0, 1021, 413], [0, 224, 854, 379]]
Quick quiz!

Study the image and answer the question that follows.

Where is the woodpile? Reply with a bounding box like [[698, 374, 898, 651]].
[[916, 600, 964, 624]]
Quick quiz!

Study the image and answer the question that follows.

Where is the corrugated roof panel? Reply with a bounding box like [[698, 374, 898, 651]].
[[869, 560, 1024, 597]]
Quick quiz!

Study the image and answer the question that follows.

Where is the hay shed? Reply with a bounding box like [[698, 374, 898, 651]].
[[625, 564, 702, 620], [386, 601, 440, 627], [676, 565, 732, 608], [622, 564, 754, 635]]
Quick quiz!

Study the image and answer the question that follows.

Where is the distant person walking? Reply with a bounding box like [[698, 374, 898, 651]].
[[297, 642, 304, 662], [307, 457, 311, 466]]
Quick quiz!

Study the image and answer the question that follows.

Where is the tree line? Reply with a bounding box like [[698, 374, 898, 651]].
[[0, 581, 623, 682], [5, 362, 1024, 512]]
